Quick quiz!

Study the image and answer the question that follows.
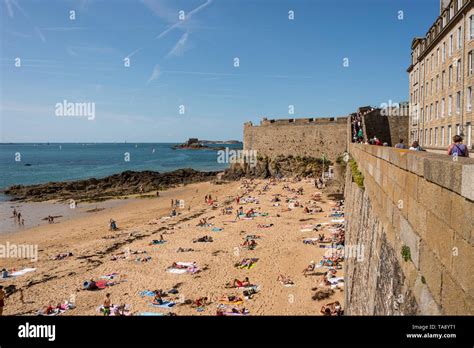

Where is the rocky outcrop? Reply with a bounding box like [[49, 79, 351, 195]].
[[3, 168, 218, 202], [222, 155, 330, 180]]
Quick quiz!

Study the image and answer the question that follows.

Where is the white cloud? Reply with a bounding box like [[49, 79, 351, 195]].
[[166, 32, 189, 57], [35, 26, 46, 43], [155, 0, 212, 39], [147, 64, 161, 83]]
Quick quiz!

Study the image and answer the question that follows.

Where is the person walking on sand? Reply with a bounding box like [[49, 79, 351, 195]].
[[19, 288, 24, 304], [447, 135, 469, 157], [12, 208, 17, 218], [103, 293, 111, 316], [17, 212, 22, 224], [0, 285, 5, 316]]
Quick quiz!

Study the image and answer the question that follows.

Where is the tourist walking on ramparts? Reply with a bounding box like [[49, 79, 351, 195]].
[[447, 135, 469, 158]]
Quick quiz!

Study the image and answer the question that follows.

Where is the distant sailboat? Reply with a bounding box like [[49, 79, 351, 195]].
[[135, 144, 138, 148], [59, 145, 62, 150], [152, 148, 155, 154]]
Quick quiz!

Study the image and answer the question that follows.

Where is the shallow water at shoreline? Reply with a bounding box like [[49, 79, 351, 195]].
[[0, 198, 134, 234]]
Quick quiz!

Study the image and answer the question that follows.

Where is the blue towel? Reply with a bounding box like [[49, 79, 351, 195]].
[[211, 227, 223, 232], [150, 301, 175, 308], [139, 290, 155, 297], [137, 312, 164, 316]]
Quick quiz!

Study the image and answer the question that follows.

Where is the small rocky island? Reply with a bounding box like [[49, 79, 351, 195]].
[[172, 138, 236, 150]]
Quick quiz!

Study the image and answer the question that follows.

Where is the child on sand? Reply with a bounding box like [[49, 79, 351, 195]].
[[103, 293, 111, 316]]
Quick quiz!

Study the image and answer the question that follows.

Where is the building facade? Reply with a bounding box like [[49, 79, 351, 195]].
[[408, 0, 473, 152]]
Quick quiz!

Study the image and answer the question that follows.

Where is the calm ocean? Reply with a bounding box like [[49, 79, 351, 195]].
[[0, 143, 242, 196]]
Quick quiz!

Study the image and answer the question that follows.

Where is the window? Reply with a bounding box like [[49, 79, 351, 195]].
[[435, 128, 438, 145], [437, 75, 440, 91], [436, 101, 439, 119], [449, 65, 453, 86], [441, 127, 445, 146], [450, 6, 454, 20], [442, 70, 446, 89], [470, 16, 474, 40], [467, 123, 472, 147], [449, 34, 453, 56], [457, 27, 462, 49], [448, 95, 452, 115], [456, 124, 460, 135], [448, 125, 452, 143], [437, 48, 440, 66], [442, 98, 445, 117], [457, 0, 463, 10], [456, 59, 461, 82], [442, 42, 446, 62], [425, 129, 428, 145], [456, 91, 461, 114], [420, 130, 424, 145], [467, 87, 472, 111], [469, 51, 473, 75], [430, 104, 434, 120], [430, 128, 433, 145]]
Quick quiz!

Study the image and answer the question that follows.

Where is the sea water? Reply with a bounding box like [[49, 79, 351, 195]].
[[0, 143, 242, 190]]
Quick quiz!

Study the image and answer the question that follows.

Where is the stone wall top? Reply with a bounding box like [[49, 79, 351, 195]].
[[350, 143, 474, 201], [247, 116, 348, 127]]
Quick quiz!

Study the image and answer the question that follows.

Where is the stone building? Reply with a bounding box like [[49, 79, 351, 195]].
[[407, 0, 473, 152]]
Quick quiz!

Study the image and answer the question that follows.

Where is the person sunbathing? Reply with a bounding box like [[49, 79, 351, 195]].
[[302, 261, 316, 276], [245, 209, 254, 218], [257, 223, 273, 228], [219, 295, 243, 303], [176, 247, 194, 253], [227, 277, 250, 288], [152, 291, 164, 305], [320, 301, 342, 316], [192, 297, 210, 307], [171, 262, 187, 269], [53, 252, 73, 260], [277, 274, 294, 285], [241, 239, 257, 249], [193, 235, 213, 243]]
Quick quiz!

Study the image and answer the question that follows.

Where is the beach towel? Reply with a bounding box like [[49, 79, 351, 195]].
[[167, 268, 188, 274], [211, 227, 223, 232], [100, 273, 119, 281], [150, 301, 175, 309], [9, 268, 36, 277], [137, 312, 165, 316], [222, 310, 249, 316], [327, 277, 344, 285], [150, 240, 166, 245], [139, 290, 156, 297], [95, 279, 109, 289], [331, 219, 345, 223]]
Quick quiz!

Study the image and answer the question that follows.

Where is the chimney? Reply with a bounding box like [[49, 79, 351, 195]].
[[440, 0, 450, 14]]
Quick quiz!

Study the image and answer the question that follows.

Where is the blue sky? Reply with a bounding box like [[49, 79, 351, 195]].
[[1, 0, 439, 142]]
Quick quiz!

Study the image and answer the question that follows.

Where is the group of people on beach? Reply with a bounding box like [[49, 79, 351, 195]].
[[12, 208, 25, 226]]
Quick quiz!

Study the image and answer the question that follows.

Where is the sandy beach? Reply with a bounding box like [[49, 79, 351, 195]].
[[0, 178, 345, 316]]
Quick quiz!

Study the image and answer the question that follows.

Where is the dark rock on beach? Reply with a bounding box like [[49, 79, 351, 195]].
[[3, 168, 219, 202]]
